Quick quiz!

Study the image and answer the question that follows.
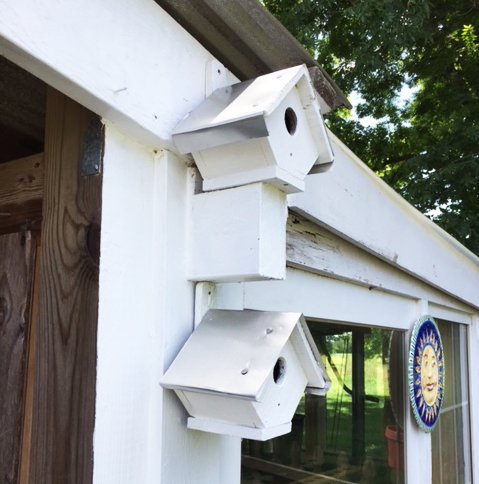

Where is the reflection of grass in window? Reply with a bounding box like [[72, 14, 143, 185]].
[[325, 353, 389, 460], [241, 328, 404, 484]]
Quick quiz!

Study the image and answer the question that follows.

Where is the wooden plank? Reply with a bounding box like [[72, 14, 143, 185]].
[[238, 268, 418, 330], [155, 0, 349, 112], [289, 131, 479, 309], [18, 234, 41, 484], [29, 88, 102, 483], [189, 183, 286, 282], [286, 213, 474, 314], [0, 153, 43, 235], [0, 231, 36, 484], [304, 394, 327, 462]]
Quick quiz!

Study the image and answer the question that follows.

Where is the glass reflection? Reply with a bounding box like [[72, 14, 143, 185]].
[[242, 323, 405, 484], [431, 320, 472, 484]]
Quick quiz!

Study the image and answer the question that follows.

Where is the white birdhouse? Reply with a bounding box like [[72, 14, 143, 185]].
[[161, 309, 330, 441], [172, 65, 333, 194]]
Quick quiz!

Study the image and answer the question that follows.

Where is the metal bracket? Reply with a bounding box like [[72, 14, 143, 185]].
[[80, 115, 104, 176]]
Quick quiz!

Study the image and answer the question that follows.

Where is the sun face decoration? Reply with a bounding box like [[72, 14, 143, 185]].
[[408, 316, 444, 432]]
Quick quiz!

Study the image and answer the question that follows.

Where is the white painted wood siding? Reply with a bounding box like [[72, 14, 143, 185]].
[[290, 131, 479, 309], [96, 129, 239, 484], [287, 213, 474, 316]]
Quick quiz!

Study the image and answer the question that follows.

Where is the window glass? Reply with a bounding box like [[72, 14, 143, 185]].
[[431, 320, 472, 484], [242, 323, 406, 483]]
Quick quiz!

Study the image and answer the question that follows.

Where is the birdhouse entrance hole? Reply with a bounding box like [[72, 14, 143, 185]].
[[284, 107, 297, 135], [273, 358, 286, 384]]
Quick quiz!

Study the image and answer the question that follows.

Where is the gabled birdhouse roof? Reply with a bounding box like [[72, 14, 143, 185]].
[[172, 65, 320, 153], [161, 309, 330, 401]]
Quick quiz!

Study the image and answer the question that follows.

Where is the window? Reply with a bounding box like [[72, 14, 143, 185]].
[[242, 323, 406, 483], [431, 320, 472, 483]]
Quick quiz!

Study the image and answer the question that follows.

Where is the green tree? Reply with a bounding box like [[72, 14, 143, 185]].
[[265, 0, 479, 254]]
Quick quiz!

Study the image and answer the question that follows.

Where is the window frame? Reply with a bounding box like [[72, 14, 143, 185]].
[[216, 266, 478, 484]]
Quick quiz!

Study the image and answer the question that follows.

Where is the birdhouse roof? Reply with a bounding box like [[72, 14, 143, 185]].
[[172, 65, 319, 153], [161, 309, 329, 401]]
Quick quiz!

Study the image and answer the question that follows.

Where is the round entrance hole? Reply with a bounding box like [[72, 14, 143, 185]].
[[284, 107, 297, 135], [273, 358, 286, 384]]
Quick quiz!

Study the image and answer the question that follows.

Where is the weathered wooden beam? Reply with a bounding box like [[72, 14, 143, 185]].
[[286, 213, 474, 313], [155, 0, 350, 112], [0, 231, 36, 484], [289, 131, 479, 309], [29, 88, 102, 483], [0, 153, 43, 235], [19, 234, 41, 484]]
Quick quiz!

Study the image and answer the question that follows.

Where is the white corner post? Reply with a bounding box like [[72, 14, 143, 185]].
[[405, 299, 432, 484], [469, 314, 479, 483], [95, 126, 168, 484]]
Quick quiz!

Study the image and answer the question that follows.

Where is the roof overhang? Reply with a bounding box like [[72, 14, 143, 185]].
[[154, 0, 350, 113]]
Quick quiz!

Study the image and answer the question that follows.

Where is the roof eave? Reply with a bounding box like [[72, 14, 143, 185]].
[[154, 0, 351, 113]]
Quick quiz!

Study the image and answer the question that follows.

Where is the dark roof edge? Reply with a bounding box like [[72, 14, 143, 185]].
[[155, 0, 351, 112]]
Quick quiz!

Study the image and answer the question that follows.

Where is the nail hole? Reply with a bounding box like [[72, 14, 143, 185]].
[[241, 368, 248, 375]]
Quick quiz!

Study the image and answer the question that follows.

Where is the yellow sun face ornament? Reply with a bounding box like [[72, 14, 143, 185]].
[[408, 316, 444, 432]]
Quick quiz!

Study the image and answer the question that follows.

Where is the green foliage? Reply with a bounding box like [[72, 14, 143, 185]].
[[264, 0, 479, 254]]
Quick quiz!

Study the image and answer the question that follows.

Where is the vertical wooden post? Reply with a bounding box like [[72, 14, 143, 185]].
[[304, 394, 327, 468], [0, 232, 36, 484], [19, 234, 41, 484], [352, 331, 365, 465], [29, 88, 103, 483]]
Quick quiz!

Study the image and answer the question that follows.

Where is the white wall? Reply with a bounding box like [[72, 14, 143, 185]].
[[95, 126, 166, 483], [96, 126, 239, 484]]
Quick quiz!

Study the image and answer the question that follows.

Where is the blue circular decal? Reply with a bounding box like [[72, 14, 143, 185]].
[[408, 316, 444, 432]]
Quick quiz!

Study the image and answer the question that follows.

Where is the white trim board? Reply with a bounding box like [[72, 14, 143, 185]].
[[0, 0, 237, 149], [95, 132, 239, 484], [469, 316, 479, 483], [215, 268, 475, 330], [95, 126, 166, 484], [289, 130, 479, 309], [216, 268, 418, 330], [287, 213, 474, 316]]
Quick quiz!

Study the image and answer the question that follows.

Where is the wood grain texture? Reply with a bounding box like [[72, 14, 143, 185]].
[[0, 231, 36, 484], [286, 213, 473, 312], [0, 153, 44, 235], [30, 88, 102, 484], [19, 235, 41, 484]]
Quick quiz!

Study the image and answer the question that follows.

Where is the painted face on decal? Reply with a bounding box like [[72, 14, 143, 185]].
[[420, 344, 439, 406]]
